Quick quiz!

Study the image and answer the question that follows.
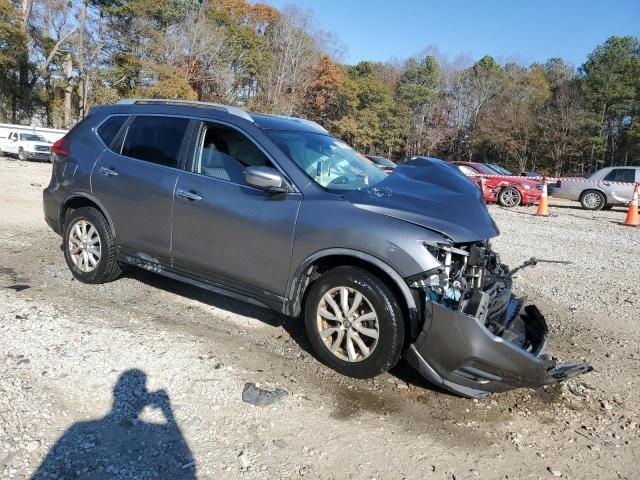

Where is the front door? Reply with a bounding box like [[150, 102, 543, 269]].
[[91, 115, 191, 263], [171, 121, 300, 299]]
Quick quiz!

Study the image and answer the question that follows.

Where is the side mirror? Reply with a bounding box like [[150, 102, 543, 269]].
[[245, 166, 289, 194]]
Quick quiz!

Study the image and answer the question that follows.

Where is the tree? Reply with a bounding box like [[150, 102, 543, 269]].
[[397, 56, 445, 156], [300, 54, 343, 122], [0, 0, 28, 121], [450, 55, 503, 159], [476, 64, 550, 172], [580, 36, 640, 167]]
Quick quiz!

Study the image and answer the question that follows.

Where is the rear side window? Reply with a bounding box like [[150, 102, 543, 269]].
[[604, 168, 636, 183], [97, 116, 127, 147], [121, 116, 190, 168]]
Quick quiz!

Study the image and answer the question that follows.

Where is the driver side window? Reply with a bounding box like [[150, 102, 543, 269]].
[[193, 123, 273, 185]]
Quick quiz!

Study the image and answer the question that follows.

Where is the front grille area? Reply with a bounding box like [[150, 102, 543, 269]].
[[36, 145, 50, 152]]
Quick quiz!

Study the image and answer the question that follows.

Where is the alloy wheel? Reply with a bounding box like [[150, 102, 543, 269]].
[[500, 188, 520, 207], [68, 219, 102, 273], [316, 286, 379, 362]]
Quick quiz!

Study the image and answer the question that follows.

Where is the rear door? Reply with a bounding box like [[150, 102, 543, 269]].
[[91, 115, 191, 264], [171, 120, 301, 299], [600, 168, 637, 204]]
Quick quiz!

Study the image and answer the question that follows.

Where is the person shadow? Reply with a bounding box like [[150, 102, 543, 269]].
[[31, 369, 196, 479]]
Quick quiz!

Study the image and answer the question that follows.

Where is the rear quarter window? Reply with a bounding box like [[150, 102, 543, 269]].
[[121, 116, 190, 168], [97, 116, 128, 148]]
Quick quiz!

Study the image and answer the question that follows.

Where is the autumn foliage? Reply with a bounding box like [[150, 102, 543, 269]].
[[1, 0, 639, 174]]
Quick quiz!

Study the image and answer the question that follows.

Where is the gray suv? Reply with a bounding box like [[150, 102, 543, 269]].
[[43, 99, 590, 398]]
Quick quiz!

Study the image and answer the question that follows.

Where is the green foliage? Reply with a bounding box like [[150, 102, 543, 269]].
[[0, 0, 28, 120], [580, 36, 639, 112]]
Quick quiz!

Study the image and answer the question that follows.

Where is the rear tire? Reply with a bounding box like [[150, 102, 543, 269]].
[[63, 207, 121, 284], [498, 187, 522, 207], [580, 190, 605, 211], [304, 266, 404, 379]]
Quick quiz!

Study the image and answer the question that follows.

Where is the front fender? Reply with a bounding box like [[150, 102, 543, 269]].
[[285, 248, 421, 336]]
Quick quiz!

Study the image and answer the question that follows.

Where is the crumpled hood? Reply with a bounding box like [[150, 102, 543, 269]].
[[343, 157, 500, 242]]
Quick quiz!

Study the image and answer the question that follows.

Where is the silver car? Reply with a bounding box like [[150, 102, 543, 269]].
[[549, 166, 639, 210]]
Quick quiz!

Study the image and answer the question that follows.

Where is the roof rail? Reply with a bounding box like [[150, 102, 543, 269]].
[[116, 98, 254, 123], [272, 114, 329, 134]]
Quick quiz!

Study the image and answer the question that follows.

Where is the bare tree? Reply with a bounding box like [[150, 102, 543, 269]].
[[260, 5, 320, 114], [165, 7, 230, 101], [538, 82, 589, 175]]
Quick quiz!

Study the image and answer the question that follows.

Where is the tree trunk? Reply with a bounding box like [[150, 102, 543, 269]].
[[64, 53, 74, 128], [78, 1, 87, 119]]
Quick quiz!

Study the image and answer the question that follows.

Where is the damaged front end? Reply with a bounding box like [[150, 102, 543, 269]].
[[405, 242, 592, 398]]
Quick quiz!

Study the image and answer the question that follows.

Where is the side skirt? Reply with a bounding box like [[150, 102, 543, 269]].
[[117, 248, 287, 313]]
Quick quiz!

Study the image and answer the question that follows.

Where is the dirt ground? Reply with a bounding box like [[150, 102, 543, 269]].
[[0, 156, 638, 480]]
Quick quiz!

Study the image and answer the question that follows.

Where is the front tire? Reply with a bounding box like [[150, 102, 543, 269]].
[[63, 207, 121, 284], [498, 187, 522, 207], [580, 190, 606, 211], [304, 266, 405, 378], [18, 148, 25, 161]]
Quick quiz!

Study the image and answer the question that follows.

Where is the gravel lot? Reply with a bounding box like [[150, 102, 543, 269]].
[[1, 156, 638, 480]]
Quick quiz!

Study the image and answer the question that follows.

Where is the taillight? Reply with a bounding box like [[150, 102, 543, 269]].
[[556, 179, 561, 188], [51, 137, 70, 156]]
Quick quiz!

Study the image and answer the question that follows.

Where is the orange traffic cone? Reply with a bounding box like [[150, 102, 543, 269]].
[[536, 177, 549, 217], [623, 183, 639, 227]]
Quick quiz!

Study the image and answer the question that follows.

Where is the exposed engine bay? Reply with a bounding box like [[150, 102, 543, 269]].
[[405, 241, 592, 398]]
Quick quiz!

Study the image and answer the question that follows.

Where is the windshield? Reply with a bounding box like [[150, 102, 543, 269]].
[[20, 134, 47, 142], [471, 163, 498, 175], [488, 164, 513, 175], [267, 131, 387, 190]]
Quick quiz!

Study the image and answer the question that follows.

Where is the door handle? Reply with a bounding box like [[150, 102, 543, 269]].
[[176, 188, 203, 201], [99, 167, 119, 177]]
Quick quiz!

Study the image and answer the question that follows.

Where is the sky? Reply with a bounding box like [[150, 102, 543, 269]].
[[265, 0, 640, 68]]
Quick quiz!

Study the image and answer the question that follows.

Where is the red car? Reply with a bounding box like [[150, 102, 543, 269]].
[[452, 161, 542, 207]]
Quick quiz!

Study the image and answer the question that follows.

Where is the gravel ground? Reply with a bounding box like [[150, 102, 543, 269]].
[[0, 156, 638, 480]]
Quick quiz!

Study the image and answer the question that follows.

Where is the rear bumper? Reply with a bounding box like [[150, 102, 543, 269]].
[[43, 187, 62, 235], [406, 295, 592, 398]]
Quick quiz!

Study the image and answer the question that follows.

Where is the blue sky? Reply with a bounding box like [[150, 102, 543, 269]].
[[265, 0, 640, 68]]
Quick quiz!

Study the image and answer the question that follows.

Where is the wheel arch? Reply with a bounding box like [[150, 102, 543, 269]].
[[286, 249, 422, 343], [60, 193, 116, 239]]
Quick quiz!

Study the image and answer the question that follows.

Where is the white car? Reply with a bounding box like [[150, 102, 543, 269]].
[[548, 166, 639, 210], [0, 131, 52, 161]]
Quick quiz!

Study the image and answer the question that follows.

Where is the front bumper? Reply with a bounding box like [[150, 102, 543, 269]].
[[406, 295, 592, 398], [521, 189, 541, 205], [26, 151, 51, 161]]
